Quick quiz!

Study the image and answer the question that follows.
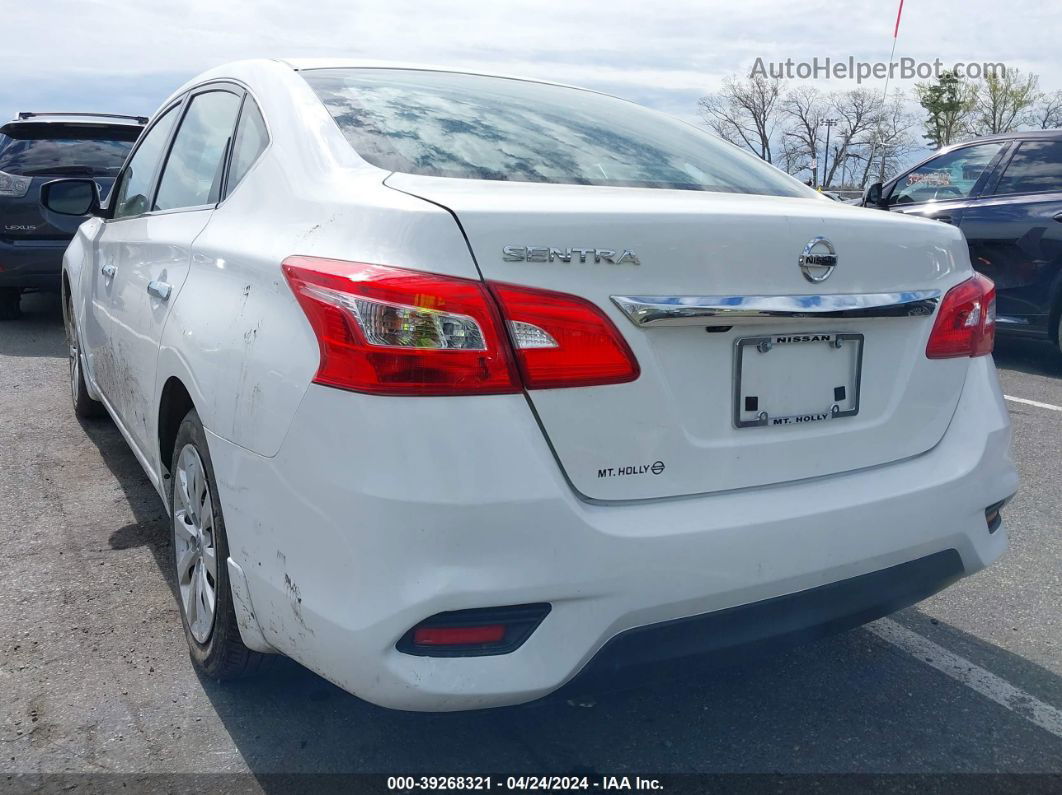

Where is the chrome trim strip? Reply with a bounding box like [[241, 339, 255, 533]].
[[611, 290, 942, 327]]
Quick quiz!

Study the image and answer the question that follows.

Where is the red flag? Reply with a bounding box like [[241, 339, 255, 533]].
[[893, 0, 905, 38]]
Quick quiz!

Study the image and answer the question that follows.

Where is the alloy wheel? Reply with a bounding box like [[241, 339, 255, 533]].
[[173, 443, 218, 644], [65, 300, 80, 405]]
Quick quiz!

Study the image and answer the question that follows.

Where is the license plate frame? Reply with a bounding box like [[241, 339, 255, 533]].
[[732, 332, 864, 429]]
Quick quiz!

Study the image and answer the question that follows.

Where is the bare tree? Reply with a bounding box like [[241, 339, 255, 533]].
[[777, 132, 807, 180], [699, 74, 785, 163], [780, 86, 826, 184], [1032, 89, 1062, 129], [967, 68, 1040, 136], [822, 88, 880, 188], [860, 92, 918, 186], [775, 86, 913, 189]]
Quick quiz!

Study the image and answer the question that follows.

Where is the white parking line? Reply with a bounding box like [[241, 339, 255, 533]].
[[867, 618, 1062, 740], [1004, 395, 1062, 412]]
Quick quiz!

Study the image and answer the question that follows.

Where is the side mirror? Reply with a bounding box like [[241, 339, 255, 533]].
[[40, 179, 101, 217], [863, 182, 886, 209]]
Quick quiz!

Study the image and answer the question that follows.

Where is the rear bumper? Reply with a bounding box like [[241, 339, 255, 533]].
[[566, 549, 963, 691], [205, 355, 1016, 711], [0, 238, 67, 289]]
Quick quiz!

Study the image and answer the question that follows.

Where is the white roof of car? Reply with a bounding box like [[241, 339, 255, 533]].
[[273, 57, 578, 88]]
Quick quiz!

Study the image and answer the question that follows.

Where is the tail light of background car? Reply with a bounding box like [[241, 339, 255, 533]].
[[0, 170, 32, 198], [282, 257, 640, 395], [925, 274, 996, 359]]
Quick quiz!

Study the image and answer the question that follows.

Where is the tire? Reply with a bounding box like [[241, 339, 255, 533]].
[[64, 292, 105, 419], [171, 409, 269, 679], [0, 288, 20, 321]]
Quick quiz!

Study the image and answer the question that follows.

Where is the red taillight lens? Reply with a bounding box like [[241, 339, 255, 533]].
[[412, 625, 506, 646], [282, 257, 519, 395], [926, 274, 996, 359], [488, 282, 640, 389], [282, 257, 640, 394]]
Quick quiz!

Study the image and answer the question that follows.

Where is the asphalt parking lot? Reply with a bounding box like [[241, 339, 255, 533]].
[[2, 291, 1061, 783]]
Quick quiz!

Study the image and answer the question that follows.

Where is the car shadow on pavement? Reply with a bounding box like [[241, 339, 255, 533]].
[[993, 336, 1062, 378], [0, 290, 66, 359], [79, 416, 174, 595], [188, 610, 1062, 781]]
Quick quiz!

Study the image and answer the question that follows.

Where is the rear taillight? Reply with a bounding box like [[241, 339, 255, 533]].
[[489, 282, 640, 389], [0, 170, 31, 198], [282, 257, 519, 396], [283, 257, 640, 395], [926, 274, 996, 359]]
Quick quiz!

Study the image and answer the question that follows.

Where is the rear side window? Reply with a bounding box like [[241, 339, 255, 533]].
[[302, 68, 811, 198], [154, 90, 242, 212], [993, 140, 1062, 196], [113, 105, 180, 219], [224, 98, 268, 197], [0, 123, 139, 177]]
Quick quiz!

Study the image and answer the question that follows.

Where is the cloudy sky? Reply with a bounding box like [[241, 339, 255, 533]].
[[2, 1, 1059, 137]]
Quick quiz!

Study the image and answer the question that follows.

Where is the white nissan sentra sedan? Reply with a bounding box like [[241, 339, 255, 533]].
[[47, 59, 1017, 711]]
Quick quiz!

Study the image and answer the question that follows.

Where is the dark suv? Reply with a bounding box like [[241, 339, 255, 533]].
[[0, 112, 145, 319], [863, 130, 1062, 353]]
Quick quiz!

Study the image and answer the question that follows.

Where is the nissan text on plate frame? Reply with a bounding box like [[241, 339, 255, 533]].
[[53, 59, 1017, 711]]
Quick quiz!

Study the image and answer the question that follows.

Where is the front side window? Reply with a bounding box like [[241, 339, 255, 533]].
[[888, 142, 1004, 206], [154, 90, 242, 212], [302, 68, 812, 198], [112, 106, 180, 220], [0, 123, 139, 177], [224, 98, 269, 197], [992, 140, 1062, 196]]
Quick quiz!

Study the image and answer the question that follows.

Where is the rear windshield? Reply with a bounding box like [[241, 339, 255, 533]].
[[0, 123, 140, 177], [302, 68, 811, 197]]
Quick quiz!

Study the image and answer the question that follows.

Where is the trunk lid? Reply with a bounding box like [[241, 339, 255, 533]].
[[388, 174, 971, 501]]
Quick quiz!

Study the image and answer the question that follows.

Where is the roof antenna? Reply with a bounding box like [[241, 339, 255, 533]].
[[876, 0, 905, 184]]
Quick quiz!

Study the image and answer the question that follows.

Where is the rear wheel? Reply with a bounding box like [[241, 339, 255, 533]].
[[171, 409, 269, 679], [64, 292, 105, 418], [0, 288, 20, 321]]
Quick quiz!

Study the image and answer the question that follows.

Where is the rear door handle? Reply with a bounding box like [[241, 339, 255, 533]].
[[101, 263, 116, 278], [147, 280, 172, 301], [1053, 212, 1062, 223]]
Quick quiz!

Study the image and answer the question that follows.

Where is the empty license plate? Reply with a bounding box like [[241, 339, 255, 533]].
[[733, 332, 863, 428]]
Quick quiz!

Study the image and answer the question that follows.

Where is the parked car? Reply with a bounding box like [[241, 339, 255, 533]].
[[862, 130, 1062, 352], [0, 112, 145, 319], [49, 60, 1016, 711]]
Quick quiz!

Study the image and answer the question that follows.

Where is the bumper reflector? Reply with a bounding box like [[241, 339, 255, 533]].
[[398, 603, 552, 657], [413, 624, 505, 646], [985, 499, 1007, 533]]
